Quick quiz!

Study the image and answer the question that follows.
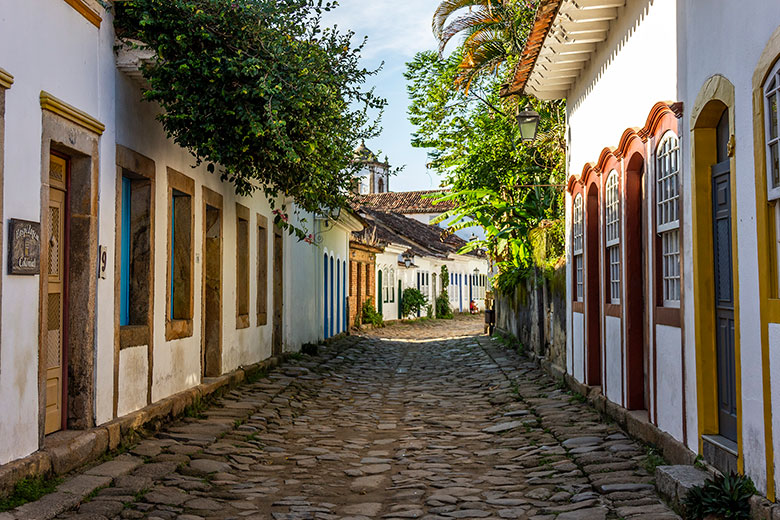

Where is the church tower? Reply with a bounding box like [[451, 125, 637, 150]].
[[353, 141, 390, 194]]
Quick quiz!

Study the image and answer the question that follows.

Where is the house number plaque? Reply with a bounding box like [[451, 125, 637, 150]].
[[8, 219, 41, 275]]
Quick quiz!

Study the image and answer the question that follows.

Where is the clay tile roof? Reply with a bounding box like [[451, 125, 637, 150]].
[[354, 208, 479, 259], [357, 190, 456, 214], [500, 0, 563, 98]]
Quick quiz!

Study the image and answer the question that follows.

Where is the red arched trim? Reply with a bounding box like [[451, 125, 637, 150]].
[[566, 101, 680, 194]]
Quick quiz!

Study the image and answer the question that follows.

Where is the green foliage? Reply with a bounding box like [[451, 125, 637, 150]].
[[401, 288, 427, 318], [361, 300, 384, 327], [426, 304, 434, 319], [405, 47, 566, 291], [0, 476, 64, 512], [432, 0, 537, 90], [436, 294, 453, 319], [114, 0, 385, 240], [436, 266, 453, 318], [642, 447, 667, 475], [683, 473, 756, 520]]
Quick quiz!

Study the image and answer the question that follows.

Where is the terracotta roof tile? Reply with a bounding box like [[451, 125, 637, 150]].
[[357, 190, 455, 214], [500, 0, 563, 98], [353, 208, 480, 259]]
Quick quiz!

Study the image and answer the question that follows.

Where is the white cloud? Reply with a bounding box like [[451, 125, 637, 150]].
[[321, 0, 440, 60]]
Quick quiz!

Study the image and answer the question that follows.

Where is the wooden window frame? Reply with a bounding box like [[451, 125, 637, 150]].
[[115, 146, 155, 350], [257, 214, 268, 326], [165, 168, 194, 341], [235, 203, 250, 329]]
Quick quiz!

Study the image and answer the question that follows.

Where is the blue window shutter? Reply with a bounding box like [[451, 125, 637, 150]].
[[120, 177, 132, 326], [323, 254, 328, 338], [170, 194, 175, 318]]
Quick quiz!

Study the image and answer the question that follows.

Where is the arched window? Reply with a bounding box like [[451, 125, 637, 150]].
[[572, 194, 584, 302], [764, 60, 780, 291], [378, 177, 385, 193], [605, 171, 621, 304], [389, 269, 395, 302], [656, 132, 681, 305]]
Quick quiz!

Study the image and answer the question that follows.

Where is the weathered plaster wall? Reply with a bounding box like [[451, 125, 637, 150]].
[[604, 316, 622, 406]]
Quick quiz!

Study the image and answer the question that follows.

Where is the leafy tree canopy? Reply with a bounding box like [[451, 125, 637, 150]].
[[405, 48, 566, 290], [114, 0, 385, 237]]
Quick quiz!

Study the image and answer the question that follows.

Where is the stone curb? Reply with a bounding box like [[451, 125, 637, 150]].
[[0, 352, 287, 499], [494, 328, 780, 520], [0, 333, 362, 519]]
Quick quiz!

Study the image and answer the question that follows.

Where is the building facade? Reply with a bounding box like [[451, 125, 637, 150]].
[[503, 0, 780, 500], [0, 0, 359, 470], [355, 208, 489, 322]]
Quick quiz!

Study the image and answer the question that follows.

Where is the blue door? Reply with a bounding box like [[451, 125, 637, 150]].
[[323, 254, 328, 338]]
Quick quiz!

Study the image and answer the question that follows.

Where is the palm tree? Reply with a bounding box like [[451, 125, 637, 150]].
[[432, 0, 535, 91]]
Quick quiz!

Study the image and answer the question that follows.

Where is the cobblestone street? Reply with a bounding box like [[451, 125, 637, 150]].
[[53, 316, 679, 520]]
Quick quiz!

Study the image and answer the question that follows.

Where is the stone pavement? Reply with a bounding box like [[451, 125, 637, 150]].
[[48, 315, 678, 520]]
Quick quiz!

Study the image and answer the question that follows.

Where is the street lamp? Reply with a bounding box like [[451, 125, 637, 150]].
[[402, 252, 413, 268], [516, 103, 540, 143]]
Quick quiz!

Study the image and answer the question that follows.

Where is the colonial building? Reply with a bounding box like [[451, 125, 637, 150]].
[[359, 190, 486, 241], [353, 208, 489, 322], [502, 0, 780, 500], [0, 0, 361, 472]]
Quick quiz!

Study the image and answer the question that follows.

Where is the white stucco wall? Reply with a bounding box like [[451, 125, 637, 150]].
[[656, 325, 684, 443], [0, 0, 116, 464], [117, 346, 148, 417], [0, 0, 330, 466], [680, 0, 780, 493], [567, 0, 678, 179], [604, 316, 622, 406], [571, 312, 584, 382]]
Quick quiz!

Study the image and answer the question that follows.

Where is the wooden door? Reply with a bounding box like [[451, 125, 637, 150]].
[[712, 162, 737, 441], [272, 227, 283, 355], [203, 204, 221, 377], [45, 154, 68, 434], [585, 184, 602, 386]]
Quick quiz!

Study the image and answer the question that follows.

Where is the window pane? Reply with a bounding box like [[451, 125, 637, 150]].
[[771, 142, 780, 188], [770, 92, 778, 140]]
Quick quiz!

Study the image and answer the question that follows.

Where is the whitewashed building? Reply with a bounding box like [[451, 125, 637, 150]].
[[0, 0, 360, 470], [502, 0, 780, 501], [356, 208, 489, 321]]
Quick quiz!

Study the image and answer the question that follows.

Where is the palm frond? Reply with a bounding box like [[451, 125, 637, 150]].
[[438, 10, 503, 54], [432, 0, 489, 39]]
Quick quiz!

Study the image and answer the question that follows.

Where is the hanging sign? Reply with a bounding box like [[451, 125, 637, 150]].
[[8, 219, 41, 275]]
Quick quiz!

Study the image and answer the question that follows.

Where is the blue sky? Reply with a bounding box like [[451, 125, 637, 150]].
[[322, 0, 446, 192]]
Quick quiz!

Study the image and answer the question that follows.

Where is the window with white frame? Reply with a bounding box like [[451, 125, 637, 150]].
[[764, 60, 780, 292], [572, 194, 584, 302], [382, 267, 390, 303], [389, 269, 395, 302], [605, 171, 621, 304], [656, 132, 681, 305]]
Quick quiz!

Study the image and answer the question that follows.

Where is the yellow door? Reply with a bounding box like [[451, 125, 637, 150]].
[[45, 154, 67, 434]]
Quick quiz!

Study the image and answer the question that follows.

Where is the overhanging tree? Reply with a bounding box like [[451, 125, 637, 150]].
[[114, 0, 385, 238]]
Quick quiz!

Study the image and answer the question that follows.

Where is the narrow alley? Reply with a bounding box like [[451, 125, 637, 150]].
[[40, 316, 679, 520]]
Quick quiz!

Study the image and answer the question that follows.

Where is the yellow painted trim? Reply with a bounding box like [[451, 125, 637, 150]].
[[62, 0, 102, 28], [0, 68, 13, 90], [690, 74, 745, 472], [751, 24, 780, 502], [39, 91, 105, 136]]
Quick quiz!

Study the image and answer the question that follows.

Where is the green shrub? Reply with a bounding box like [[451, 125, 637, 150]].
[[361, 300, 384, 327], [426, 304, 434, 319], [401, 288, 427, 318], [435, 294, 453, 319], [683, 472, 755, 520]]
